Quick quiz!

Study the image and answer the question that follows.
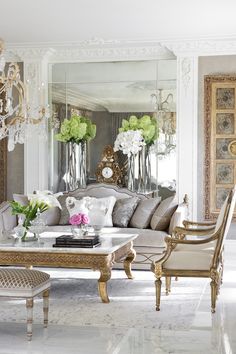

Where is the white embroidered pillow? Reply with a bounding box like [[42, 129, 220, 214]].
[[66, 196, 116, 227], [66, 197, 89, 217], [86, 196, 116, 226]]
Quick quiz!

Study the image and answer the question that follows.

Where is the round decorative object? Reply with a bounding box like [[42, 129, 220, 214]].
[[96, 145, 122, 184], [228, 140, 236, 156], [102, 167, 113, 179]]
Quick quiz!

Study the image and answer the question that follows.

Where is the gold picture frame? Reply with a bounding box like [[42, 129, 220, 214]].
[[204, 75, 236, 219]]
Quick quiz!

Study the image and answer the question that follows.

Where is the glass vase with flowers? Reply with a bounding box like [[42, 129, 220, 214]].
[[10, 191, 61, 241], [69, 213, 90, 238]]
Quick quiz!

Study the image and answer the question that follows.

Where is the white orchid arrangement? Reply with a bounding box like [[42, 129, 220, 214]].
[[114, 130, 145, 156]]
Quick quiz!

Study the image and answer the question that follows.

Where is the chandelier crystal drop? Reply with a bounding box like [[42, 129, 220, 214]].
[[0, 39, 50, 151], [151, 88, 176, 156]]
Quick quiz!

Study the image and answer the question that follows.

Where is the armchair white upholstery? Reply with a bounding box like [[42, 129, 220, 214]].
[[151, 186, 236, 313]]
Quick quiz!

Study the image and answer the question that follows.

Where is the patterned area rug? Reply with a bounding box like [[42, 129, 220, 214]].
[[0, 269, 208, 330]]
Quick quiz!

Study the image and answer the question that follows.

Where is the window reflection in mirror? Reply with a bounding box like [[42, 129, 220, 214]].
[[48, 59, 177, 196]]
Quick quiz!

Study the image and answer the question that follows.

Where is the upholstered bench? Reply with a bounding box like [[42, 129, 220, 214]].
[[0, 268, 50, 340]]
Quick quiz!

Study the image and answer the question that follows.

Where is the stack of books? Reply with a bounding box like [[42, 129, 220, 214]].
[[53, 235, 100, 248]]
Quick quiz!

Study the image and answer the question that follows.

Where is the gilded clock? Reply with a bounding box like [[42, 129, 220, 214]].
[[96, 145, 122, 184]]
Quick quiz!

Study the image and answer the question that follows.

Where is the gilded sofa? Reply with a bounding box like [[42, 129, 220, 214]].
[[0, 183, 188, 270]]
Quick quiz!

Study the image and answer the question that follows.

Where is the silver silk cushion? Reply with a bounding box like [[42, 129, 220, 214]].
[[13, 194, 61, 226], [58, 194, 70, 225], [112, 197, 140, 227], [129, 197, 161, 229], [0, 269, 50, 289], [150, 196, 178, 231]]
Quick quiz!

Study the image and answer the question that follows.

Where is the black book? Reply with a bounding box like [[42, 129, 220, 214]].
[[53, 243, 101, 248], [55, 235, 99, 246]]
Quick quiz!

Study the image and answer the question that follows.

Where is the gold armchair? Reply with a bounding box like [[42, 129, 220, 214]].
[[151, 187, 236, 313]]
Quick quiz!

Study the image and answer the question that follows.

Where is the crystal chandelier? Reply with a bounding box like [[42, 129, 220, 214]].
[[0, 39, 50, 151], [151, 89, 176, 156]]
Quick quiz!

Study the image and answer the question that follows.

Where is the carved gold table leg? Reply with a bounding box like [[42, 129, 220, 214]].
[[124, 246, 136, 279], [98, 268, 111, 303]]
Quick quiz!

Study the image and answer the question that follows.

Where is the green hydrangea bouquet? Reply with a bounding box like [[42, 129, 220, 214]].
[[118, 115, 158, 145], [55, 115, 96, 143]]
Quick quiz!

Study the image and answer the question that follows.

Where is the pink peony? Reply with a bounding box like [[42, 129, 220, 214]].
[[69, 214, 82, 225], [69, 213, 89, 226], [82, 214, 89, 225]]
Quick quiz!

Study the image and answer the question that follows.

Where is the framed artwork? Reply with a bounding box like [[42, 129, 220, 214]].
[[204, 75, 236, 219]]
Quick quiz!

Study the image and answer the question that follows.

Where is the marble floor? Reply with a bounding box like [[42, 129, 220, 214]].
[[0, 241, 236, 354]]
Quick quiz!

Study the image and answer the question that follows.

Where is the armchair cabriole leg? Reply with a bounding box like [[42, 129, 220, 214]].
[[43, 289, 50, 328], [26, 298, 33, 341], [210, 280, 217, 313], [165, 276, 171, 295], [155, 278, 162, 311]]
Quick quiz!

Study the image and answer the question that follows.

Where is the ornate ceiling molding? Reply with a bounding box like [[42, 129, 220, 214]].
[[5, 39, 175, 62], [5, 37, 236, 62], [162, 38, 236, 56]]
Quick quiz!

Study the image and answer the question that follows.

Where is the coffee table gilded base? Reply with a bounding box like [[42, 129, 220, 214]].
[[0, 240, 136, 303]]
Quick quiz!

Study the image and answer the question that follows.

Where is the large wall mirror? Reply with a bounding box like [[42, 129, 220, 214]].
[[48, 59, 177, 194]]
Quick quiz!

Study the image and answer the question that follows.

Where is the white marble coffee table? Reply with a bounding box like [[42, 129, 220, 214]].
[[0, 232, 138, 303]]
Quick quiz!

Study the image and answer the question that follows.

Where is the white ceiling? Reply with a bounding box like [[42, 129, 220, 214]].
[[1, 0, 236, 44]]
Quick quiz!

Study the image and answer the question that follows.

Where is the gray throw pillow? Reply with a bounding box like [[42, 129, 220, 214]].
[[58, 194, 70, 225], [150, 196, 178, 231], [112, 197, 139, 227], [129, 197, 161, 229]]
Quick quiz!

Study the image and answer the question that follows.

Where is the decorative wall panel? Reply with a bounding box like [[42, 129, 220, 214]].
[[205, 75, 236, 219]]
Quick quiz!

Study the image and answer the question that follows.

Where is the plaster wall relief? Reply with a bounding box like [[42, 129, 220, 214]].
[[181, 57, 192, 95], [175, 56, 198, 219]]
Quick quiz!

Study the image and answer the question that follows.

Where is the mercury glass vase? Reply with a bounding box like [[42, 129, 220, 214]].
[[138, 145, 152, 193], [127, 154, 136, 191], [66, 141, 87, 190]]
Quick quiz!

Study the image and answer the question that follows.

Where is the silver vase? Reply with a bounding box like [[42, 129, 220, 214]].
[[138, 145, 152, 193], [66, 141, 87, 190], [127, 154, 136, 191]]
